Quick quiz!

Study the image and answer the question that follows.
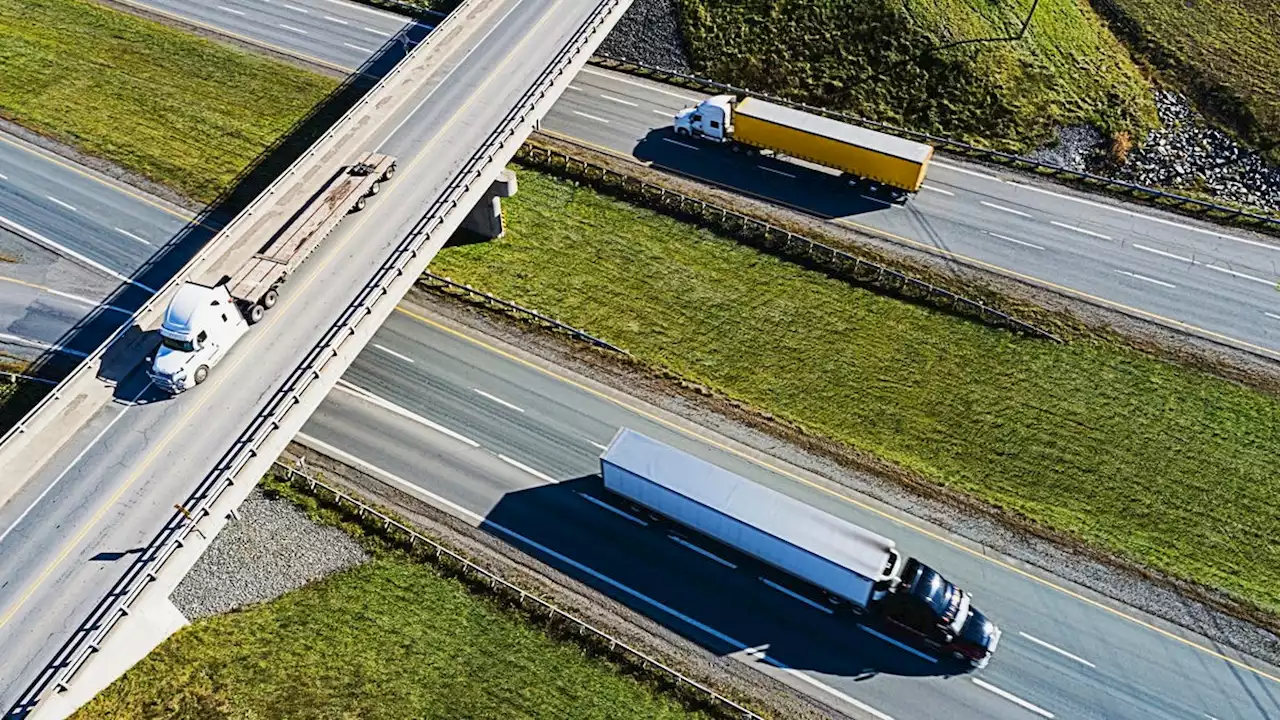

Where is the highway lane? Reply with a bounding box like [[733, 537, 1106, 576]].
[[300, 304, 1280, 720]]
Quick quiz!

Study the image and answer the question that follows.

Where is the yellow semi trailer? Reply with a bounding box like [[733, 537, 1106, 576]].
[[672, 95, 934, 196]]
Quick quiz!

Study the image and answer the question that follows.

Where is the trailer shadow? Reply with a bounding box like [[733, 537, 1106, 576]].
[[483, 474, 967, 681], [631, 129, 906, 220]]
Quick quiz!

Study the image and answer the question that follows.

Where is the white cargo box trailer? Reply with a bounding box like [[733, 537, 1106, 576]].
[[600, 428, 903, 609]]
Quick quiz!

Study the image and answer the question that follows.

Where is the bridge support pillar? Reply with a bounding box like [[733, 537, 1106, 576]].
[[457, 169, 517, 240]]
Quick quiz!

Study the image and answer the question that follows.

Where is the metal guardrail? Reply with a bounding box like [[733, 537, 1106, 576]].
[[589, 55, 1280, 238], [517, 142, 1062, 342], [422, 272, 630, 354], [273, 460, 764, 720], [43, 0, 632, 697]]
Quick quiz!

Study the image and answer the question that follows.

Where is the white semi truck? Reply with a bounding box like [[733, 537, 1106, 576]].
[[600, 428, 1001, 668], [148, 151, 397, 393]]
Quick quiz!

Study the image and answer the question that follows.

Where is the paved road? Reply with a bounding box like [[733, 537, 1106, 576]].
[[301, 304, 1280, 720]]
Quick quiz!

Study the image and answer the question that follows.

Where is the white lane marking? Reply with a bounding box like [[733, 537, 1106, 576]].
[[372, 343, 414, 363], [1133, 243, 1192, 263], [578, 492, 647, 525], [1204, 263, 1274, 285], [599, 93, 637, 107], [1049, 220, 1112, 240], [113, 227, 151, 245], [278, 23, 308, 33], [921, 184, 954, 196], [932, 160, 1001, 182], [759, 577, 834, 614], [0, 173, 8, 180], [858, 625, 939, 663], [568, 84, 583, 91], [859, 194, 892, 206], [45, 196, 76, 212], [344, 42, 374, 53], [217, 5, 246, 14], [971, 678, 1055, 718], [473, 388, 525, 412], [760, 165, 796, 179], [1265, 312, 1280, 321], [662, 137, 699, 151], [1006, 180, 1280, 252], [572, 110, 609, 124], [1017, 631, 1097, 668], [653, 109, 674, 117], [980, 200, 1032, 218], [0, 382, 151, 548], [335, 380, 479, 447], [1205, 715, 1221, 720], [325, 0, 417, 17], [669, 535, 736, 568], [0, 214, 155, 292], [363, 26, 385, 34], [284, 2, 308, 11], [0, 277, 131, 313], [1116, 270, 1177, 288], [0, 332, 88, 357], [498, 454, 558, 484], [581, 67, 700, 103], [985, 231, 1044, 250], [323, 14, 348, 24], [588, 440, 609, 451]]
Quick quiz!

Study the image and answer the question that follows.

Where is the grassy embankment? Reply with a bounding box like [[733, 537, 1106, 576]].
[[75, 480, 707, 720], [678, 0, 1158, 154], [431, 168, 1280, 614], [0, 0, 336, 203]]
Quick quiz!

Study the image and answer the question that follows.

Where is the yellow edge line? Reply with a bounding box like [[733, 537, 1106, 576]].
[[395, 305, 1280, 685]]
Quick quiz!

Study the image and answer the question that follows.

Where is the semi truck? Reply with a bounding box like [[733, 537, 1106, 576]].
[[672, 95, 934, 197], [599, 428, 1001, 668], [147, 151, 397, 393]]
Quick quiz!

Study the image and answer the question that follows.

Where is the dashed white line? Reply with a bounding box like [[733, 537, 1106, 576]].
[[335, 380, 479, 448], [971, 678, 1055, 718], [1204, 263, 1274, 286], [278, 23, 308, 34], [588, 440, 609, 451], [1131, 244, 1276, 285], [931, 160, 1001, 182], [113, 227, 151, 245], [1116, 270, 1176, 288], [662, 137, 699, 151], [473, 388, 525, 412], [0, 173, 8, 180], [323, 15, 348, 24], [572, 110, 610, 124], [599, 93, 637, 107], [759, 577, 834, 614], [1132, 243, 1192, 263], [759, 165, 796, 179], [858, 625, 938, 663], [985, 231, 1044, 250], [1017, 632, 1096, 668], [217, 5, 245, 14], [921, 184, 954, 196], [567, 84, 583, 91], [45, 196, 76, 212], [581, 67, 699, 102], [284, 2, 308, 11], [980, 200, 1032, 218], [653, 109, 674, 117], [343, 42, 374, 53], [1265, 312, 1280, 321], [498, 454, 558, 484], [1049, 220, 1112, 240], [669, 535, 736, 568], [0, 332, 88, 357], [362, 26, 385, 34], [372, 343, 414, 363], [578, 492, 648, 525]]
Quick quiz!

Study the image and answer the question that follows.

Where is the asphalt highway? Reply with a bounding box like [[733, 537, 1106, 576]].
[[301, 304, 1280, 720]]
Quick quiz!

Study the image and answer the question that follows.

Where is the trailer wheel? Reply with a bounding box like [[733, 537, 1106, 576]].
[[367, 181, 381, 196], [262, 288, 279, 309], [248, 303, 265, 324], [194, 365, 209, 385], [848, 604, 867, 617], [351, 195, 367, 212], [382, 163, 396, 181]]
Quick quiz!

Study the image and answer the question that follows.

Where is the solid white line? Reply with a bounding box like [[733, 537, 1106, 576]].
[[572, 110, 609, 124], [0, 214, 154, 292], [980, 201, 1032, 218], [0, 332, 88, 357], [278, 23, 308, 33], [343, 42, 374, 53], [581, 67, 700, 103], [760, 165, 796, 179], [578, 492, 647, 525], [1132, 243, 1192, 263], [323, 14, 348, 24], [985, 231, 1044, 250], [932, 160, 1001, 182], [662, 137, 699, 151], [498, 454, 558, 484], [669, 535, 736, 568], [859, 194, 892, 206], [217, 5, 246, 14], [971, 678, 1055, 718], [1017, 632, 1096, 668], [599, 93, 637, 107], [113, 227, 151, 245], [473, 388, 525, 412], [1204, 263, 1274, 286], [921, 184, 954, 196], [335, 380, 480, 447], [759, 577, 833, 614], [858, 625, 939, 663], [284, 2, 308, 11], [1265, 312, 1280, 321], [45, 196, 76, 212], [0, 277, 131, 313], [372, 343, 414, 363], [1049, 220, 1112, 240], [1116, 270, 1176, 288]]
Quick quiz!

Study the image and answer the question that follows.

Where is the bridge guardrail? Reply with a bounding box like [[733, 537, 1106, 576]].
[[588, 54, 1280, 239]]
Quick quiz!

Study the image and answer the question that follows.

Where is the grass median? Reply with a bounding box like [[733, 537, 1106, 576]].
[[0, 0, 336, 204], [431, 167, 1280, 615]]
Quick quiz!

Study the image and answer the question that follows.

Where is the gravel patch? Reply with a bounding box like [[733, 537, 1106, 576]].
[[598, 0, 691, 73], [171, 487, 369, 619], [1026, 125, 1106, 172]]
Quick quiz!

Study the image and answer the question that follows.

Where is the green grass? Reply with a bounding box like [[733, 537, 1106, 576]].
[[678, 0, 1158, 153], [431, 168, 1280, 613], [74, 553, 706, 719], [0, 0, 336, 203]]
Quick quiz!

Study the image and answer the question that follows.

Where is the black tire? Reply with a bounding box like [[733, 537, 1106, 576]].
[[248, 303, 265, 324], [848, 603, 868, 617], [675, 127, 688, 136], [262, 288, 279, 309], [352, 195, 367, 212], [194, 365, 209, 385], [368, 181, 381, 196], [382, 163, 396, 181]]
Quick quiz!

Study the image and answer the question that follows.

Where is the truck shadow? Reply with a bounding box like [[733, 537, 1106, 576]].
[[632, 129, 905, 220], [483, 474, 968, 681]]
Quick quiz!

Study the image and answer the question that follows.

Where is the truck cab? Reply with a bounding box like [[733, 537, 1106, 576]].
[[147, 282, 248, 393], [879, 558, 999, 667], [673, 95, 734, 142]]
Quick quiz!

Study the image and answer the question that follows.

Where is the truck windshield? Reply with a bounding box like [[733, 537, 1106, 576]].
[[161, 335, 196, 353]]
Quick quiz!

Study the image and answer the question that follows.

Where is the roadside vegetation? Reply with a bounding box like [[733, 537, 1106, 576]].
[[0, 0, 335, 203], [677, 0, 1158, 154], [0, 377, 45, 436], [431, 168, 1280, 615]]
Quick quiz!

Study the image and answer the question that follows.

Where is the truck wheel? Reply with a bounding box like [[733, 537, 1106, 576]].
[[352, 195, 367, 212], [368, 181, 381, 196], [848, 604, 867, 617], [248, 303, 265, 324], [382, 163, 396, 181], [262, 288, 279, 309], [194, 365, 209, 385]]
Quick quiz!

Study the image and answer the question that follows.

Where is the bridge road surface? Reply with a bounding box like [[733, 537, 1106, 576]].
[[301, 304, 1280, 720], [0, 0, 617, 708]]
